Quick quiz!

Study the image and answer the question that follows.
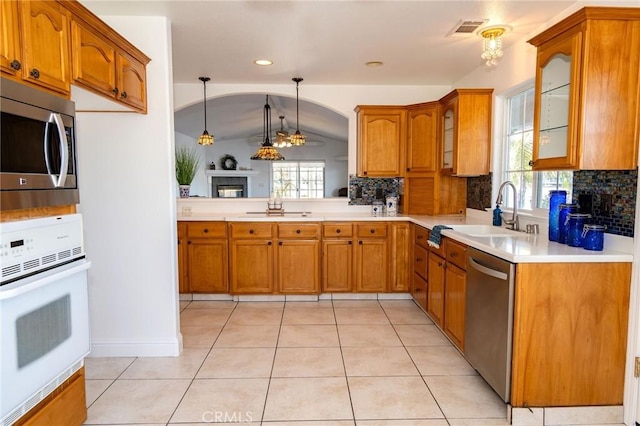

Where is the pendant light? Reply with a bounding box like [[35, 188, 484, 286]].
[[251, 95, 285, 161], [197, 76, 214, 146], [274, 115, 292, 148], [289, 77, 306, 146]]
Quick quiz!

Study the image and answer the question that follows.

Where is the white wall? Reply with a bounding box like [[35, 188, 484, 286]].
[[75, 16, 180, 357]]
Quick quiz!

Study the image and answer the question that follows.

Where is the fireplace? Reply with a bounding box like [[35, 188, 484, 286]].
[[205, 170, 258, 197]]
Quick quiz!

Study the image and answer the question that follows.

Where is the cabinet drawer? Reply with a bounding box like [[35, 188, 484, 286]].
[[278, 223, 321, 239], [414, 244, 428, 280], [187, 221, 227, 238], [356, 223, 388, 238], [446, 239, 467, 270], [229, 222, 275, 239], [415, 226, 429, 249], [323, 223, 353, 238], [428, 236, 446, 258]]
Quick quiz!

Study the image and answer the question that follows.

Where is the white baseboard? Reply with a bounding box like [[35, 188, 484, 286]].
[[89, 338, 181, 357]]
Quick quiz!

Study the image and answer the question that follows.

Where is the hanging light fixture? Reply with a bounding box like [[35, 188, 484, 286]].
[[480, 26, 506, 67], [289, 77, 306, 146], [274, 115, 292, 148], [251, 95, 285, 161], [197, 76, 214, 145]]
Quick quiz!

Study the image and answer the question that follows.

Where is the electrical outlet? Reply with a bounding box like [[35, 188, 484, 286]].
[[600, 194, 612, 217], [182, 205, 192, 213]]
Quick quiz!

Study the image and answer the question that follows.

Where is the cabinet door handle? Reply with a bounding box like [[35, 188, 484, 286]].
[[30, 68, 40, 79], [370, 229, 375, 234], [417, 235, 423, 239], [449, 252, 457, 258], [112, 87, 119, 96], [121, 91, 128, 99], [529, 160, 535, 167], [438, 261, 443, 267], [203, 228, 209, 233], [278, 241, 283, 246], [267, 241, 272, 246], [416, 257, 423, 262], [10, 59, 21, 70], [249, 229, 255, 234], [359, 240, 363, 245], [363, 171, 368, 175], [187, 241, 192, 245], [296, 229, 301, 234], [336, 229, 341, 234], [348, 240, 352, 245]]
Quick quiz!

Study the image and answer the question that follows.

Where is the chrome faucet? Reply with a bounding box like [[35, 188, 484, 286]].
[[496, 181, 519, 231]]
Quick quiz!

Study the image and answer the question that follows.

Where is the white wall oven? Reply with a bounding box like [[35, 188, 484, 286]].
[[0, 77, 79, 211], [0, 214, 90, 426]]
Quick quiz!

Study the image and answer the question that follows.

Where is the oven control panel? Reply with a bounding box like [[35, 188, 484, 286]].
[[0, 214, 85, 284]]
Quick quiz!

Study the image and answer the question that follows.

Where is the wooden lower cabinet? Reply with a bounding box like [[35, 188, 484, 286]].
[[354, 223, 389, 292], [14, 367, 86, 426], [276, 223, 321, 294], [188, 239, 228, 293], [511, 262, 631, 407], [322, 238, 354, 292], [389, 222, 411, 292], [443, 262, 466, 350], [229, 239, 275, 294], [427, 253, 445, 327], [179, 222, 228, 293]]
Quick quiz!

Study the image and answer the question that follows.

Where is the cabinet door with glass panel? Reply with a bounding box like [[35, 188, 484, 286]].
[[530, 30, 582, 170]]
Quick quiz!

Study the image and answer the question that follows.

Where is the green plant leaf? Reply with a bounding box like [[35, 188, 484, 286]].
[[175, 146, 201, 185]]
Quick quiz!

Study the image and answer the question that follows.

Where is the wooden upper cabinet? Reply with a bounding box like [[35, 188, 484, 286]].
[[0, 0, 21, 76], [528, 7, 640, 170], [355, 106, 407, 177], [116, 50, 147, 112], [438, 89, 493, 176], [19, 0, 71, 94], [406, 102, 439, 175], [71, 20, 117, 98]]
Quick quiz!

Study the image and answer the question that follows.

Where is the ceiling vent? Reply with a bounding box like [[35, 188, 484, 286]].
[[447, 19, 489, 37]]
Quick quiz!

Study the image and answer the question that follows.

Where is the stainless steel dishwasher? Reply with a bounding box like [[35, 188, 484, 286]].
[[465, 247, 516, 403]]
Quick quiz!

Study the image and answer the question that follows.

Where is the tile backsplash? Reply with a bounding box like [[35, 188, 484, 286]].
[[348, 175, 401, 206], [467, 173, 492, 211], [572, 169, 637, 237]]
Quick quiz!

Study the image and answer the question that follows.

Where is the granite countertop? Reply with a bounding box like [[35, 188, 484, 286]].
[[177, 211, 633, 264]]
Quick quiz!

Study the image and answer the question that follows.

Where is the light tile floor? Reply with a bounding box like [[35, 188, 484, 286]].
[[84, 299, 510, 425]]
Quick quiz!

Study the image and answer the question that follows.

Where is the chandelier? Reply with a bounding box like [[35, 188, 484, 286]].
[[251, 95, 285, 161], [480, 27, 506, 67], [289, 77, 306, 146], [274, 115, 292, 148], [197, 77, 214, 145]]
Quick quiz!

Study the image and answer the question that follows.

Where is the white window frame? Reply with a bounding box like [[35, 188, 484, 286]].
[[498, 82, 572, 217], [271, 160, 326, 199]]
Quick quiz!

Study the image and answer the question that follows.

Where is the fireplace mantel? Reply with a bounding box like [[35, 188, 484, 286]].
[[205, 170, 259, 177]]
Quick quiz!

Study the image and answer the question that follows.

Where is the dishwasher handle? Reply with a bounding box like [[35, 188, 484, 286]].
[[468, 257, 508, 281]]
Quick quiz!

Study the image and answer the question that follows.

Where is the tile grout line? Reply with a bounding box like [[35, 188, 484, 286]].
[[332, 298, 358, 425], [258, 301, 286, 424], [166, 300, 239, 424]]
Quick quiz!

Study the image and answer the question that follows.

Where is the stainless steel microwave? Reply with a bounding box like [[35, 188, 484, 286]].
[[1, 78, 79, 211]]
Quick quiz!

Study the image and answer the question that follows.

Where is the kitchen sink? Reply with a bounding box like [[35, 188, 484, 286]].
[[447, 224, 528, 238]]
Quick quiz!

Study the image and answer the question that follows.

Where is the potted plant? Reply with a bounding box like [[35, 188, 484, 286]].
[[175, 146, 201, 198]]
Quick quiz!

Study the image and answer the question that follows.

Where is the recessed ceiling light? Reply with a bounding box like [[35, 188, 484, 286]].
[[365, 61, 384, 67], [254, 59, 273, 66]]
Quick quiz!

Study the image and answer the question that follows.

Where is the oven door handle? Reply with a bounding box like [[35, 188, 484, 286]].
[[43, 113, 69, 188]]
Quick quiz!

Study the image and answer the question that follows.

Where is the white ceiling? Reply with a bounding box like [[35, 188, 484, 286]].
[[82, 0, 582, 143]]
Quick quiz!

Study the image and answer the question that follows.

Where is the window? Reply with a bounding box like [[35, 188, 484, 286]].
[[503, 87, 572, 211], [272, 161, 325, 198]]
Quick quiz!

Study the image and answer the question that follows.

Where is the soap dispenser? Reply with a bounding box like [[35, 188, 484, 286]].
[[492, 204, 502, 226]]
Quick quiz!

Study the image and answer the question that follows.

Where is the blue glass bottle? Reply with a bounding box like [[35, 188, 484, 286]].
[[492, 205, 502, 226], [548, 190, 567, 242], [567, 213, 592, 247], [558, 203, 579, 244]]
